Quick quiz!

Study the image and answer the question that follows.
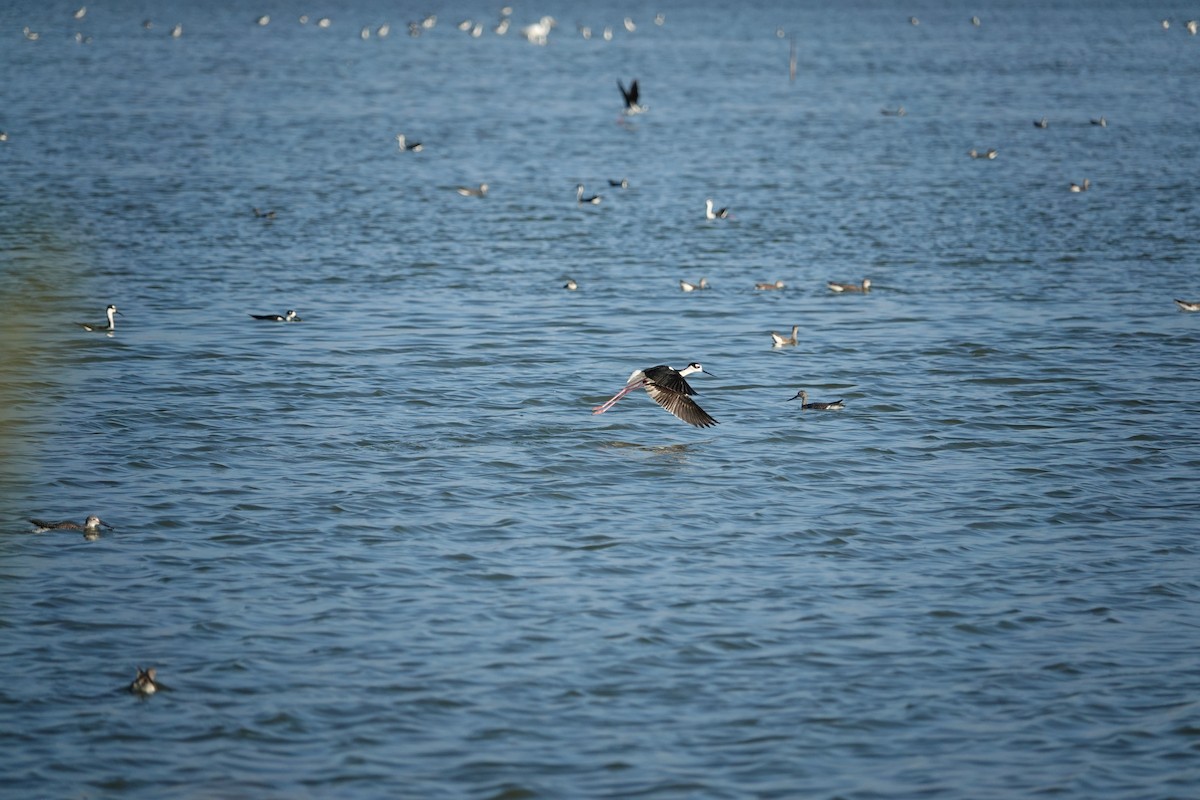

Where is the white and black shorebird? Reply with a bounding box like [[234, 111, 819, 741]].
[[31, 515, 113, 536], [1091, 116, 1107, 127], [618, 78, 646, 114], [1069, 179, 1091, 193], [592, 363, 718, 427], [396, 134, 423, 151], [129, 666, 166, 696], [250, 309, 301, 322], [1034, 116, 1048, 128], [968, 148, 998, 159], [705, 199, 729, 220], [680, 278, 709, 292], [576, 184, 601, 205], [456, 183, 488, 197], [80, 304, 120, 332], [827, 278, 871, 293], [563, 278, 578, 291], [1174, 298, 1200, 312], [608, 178, 630, 188], [788, 390, 845, 410], [771, 325, 799, 347], [755, 280, 786, 291]]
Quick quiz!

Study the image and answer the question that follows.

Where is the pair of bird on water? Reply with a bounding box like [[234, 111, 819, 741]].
[[592, 363, 844, 428]]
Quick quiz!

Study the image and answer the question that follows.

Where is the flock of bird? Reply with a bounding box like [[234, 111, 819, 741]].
[[17, 11, 1200, 705]]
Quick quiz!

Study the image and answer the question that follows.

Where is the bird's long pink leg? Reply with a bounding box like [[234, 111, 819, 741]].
[[592, 379, 644, 415]]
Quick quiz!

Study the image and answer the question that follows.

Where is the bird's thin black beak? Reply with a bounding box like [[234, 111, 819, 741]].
[[786, 392, 800, 401], [102, 521, 115, 529], [703, 370, 717, 377]]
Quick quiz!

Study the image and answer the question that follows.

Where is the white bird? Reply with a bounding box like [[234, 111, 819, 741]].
[[771, 325, 799, 347], [705, 199, 729, 220]]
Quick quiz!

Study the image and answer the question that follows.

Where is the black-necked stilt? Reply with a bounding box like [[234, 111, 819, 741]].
[[705, 199, 729, 220], [252, 207, 276, 219], [75, 6, 87, 19], [608, 178, 629, 188], [618, 79, 646, 114], [129, 667, 165, 696], [81, 304, 120, 332], [788, 390, 845, 410], [250, 310, 301, 322], [456, 183, 488, 197], [576, 184, 601, 205], [31, 515, 113, 535], [0, 131, 8, 142], [1034, 116, 1048, 128], [170, 23, 182, 38], [771, 325, 799, 347], [680, 278, 709, 292], [563, 278, 578, 291], [881, 106, 906, 117], [1188, 19, 1198, 35], [828, 279, 871, 293], [968, 148, 998, 159], [755, 280, 786, 291], [1069, 179, 1091, 193], [1174, 298, 1200, 312], [396, 134, 423, 151], [1091, 116, 1107, 127], [592, 363, 718, 427], [256, 14, 269, 26]]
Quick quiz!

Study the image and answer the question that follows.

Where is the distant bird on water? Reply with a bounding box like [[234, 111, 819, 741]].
[[563, 278, 578, 291], [1069, 179, 1091, 193], [250, 310, 301, 322], [1090, 116, 1107, 127], [592, 363, 718, 427], [576, 184, 601, 205], [456, 183, 488, 197], [968, 148, 998, 159], [705, 199, 729, 220], [880, 106, 906, 117], [1034, 116, 1048, 128], [129, 667, 166, 696], [608, 178, 630, 188], [771, 325, 799, 347], [788, 390, 845, 410], [827, 279, 871, 293], [31, 516, 113, 538], [80, 304, 120, 332], [252, 207, 276, 219], [396, 134, 423, 151], [618, 79, 646, 114], [755, 280, 786, 291], [1173, 298, 1200, 312], [680, 278, 709, 292]]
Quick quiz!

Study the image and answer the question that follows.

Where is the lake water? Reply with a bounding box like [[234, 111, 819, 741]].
[[1, 1, 1198, 798]]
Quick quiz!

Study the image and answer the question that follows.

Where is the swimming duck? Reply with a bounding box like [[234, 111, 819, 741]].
[[705, 199, 729, 220], [771, 325, 799, 347], [129, 667, 165, 695], [787, 390, 845, 410], [680, 278, 709, 292], [576, 184, 601, 205], [1173, 299, 1200, 312], [456, 183, 488, 197], [250, 309, 301, 322], [755, 280, 786, 291], [396, 134, 422, 152], [827, 279, 871, 293], [80, 304, 120, 332]]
